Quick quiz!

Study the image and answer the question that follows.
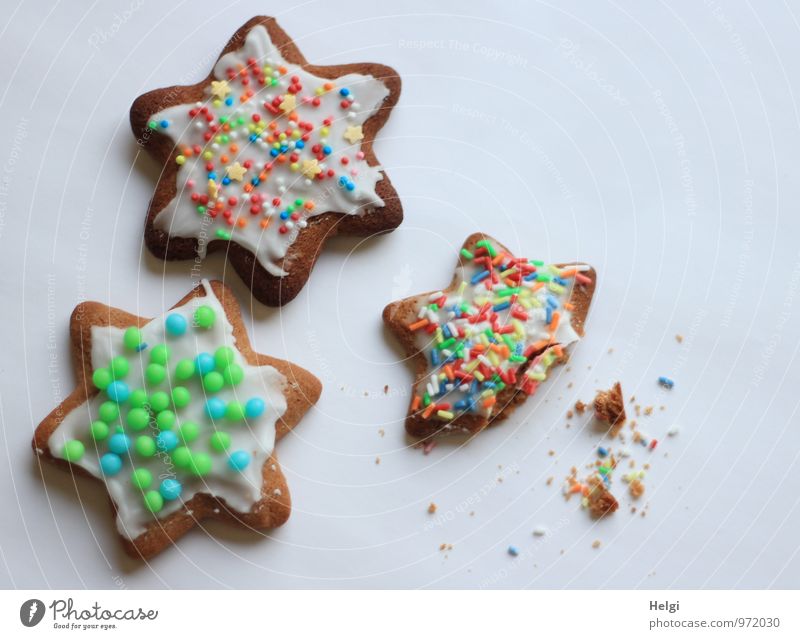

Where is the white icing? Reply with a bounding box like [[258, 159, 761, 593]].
[[407, 248, 590, 424], [48, 281, 288, 540], [150, 25, 391, 276]]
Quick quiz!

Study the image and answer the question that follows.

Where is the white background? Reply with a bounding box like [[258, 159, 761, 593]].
[[1, 0, 799, 589]]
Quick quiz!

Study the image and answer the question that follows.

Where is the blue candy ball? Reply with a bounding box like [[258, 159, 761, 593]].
[[245, 397, 265, 419], [107, 433, 130, 455], [105, 381, 130, 403], [228, 450, 251, 471], [159, 478, 182, 501], [195, 352, 215, 376], [99, 453, 123, 476], [205, 397, 226, 420], [339, 87, 350, 97], [165, 313, 188, 336], [155, 430, 178, 452]]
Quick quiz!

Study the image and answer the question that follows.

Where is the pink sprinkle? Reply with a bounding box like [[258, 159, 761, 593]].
[[187, 179, 195, 188], [575, 273, 592, 285], [356, 151, 365, 160], [423, 441, 437, 455], [350, 169, 358, 177]]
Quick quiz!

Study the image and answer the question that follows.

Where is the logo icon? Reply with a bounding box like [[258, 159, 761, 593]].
[[20, 599, 45, 627]]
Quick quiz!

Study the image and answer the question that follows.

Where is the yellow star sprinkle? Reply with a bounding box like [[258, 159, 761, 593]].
[[300, 159, 322, 178], [210, 80, 231, 98], [280, 94, 297, 114], [343, 125, 364, 144], [226, 162, 247, 181]]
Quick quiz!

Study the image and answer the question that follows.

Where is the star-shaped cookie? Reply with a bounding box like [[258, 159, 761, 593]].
[[33, 280, 321, 559], [130, 16, 403, 306], [383, 233, 596, 439]]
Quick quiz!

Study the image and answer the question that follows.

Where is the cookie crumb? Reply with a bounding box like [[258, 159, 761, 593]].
[[533, 526, 548, 537], [587, 476, 619, 518], [378, 428, 385, 437], [566, 409, 574, 419], [675, 334, 684, 343], [383, 384, 389, 394], [375, 456, 381, 465], [594, 382, 626, 436], [592, 539, 602, 549], [629, 479, 645, 498], [574, 400, 587, 414], [428, 502, 437, 514]]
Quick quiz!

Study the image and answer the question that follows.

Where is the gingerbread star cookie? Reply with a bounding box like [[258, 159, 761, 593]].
[[131, 16, 402, 306], [33, 280, 321, 559], [383, 233, 596, 439]]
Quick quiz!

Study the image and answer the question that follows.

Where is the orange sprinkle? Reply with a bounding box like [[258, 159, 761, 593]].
[[532, 282, 545, 292], [483, 396, 497, 409], [259, 218, 271, 229], [530, 339, 549, 352], [243, 184, 253, 193], [549, 311, 560, 332], [563, 302, 575, 311], [444, 365, 455, 381], [323, 82, 334, 90], [559, 268, 578, 278], [236, 218, 247, 228], [411, 396, 422, 411], [569, 483, 584, 494], [220, 154, 229, 164], [423, 403, 436, 419], [229, 143, 238, 153], [408, 319, 429, 331], [304, 201, 315, 210]]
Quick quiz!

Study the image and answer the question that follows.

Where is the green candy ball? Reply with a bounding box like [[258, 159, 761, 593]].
[[225, 402, 245, 422], [150, 344, 170, 366], [214, 346, 236, 369], [131, 467, 152, 489], [202, 371, 224, 393], [171, 446, 192, 469], [90, 420, 109, 441], [110, 356, 129, 379], [135, 436, 156, 457], [194, 305, 216, 329], [126, 407, 150, 431], [128, 389, 148, 409], [175, 359, 195, 381], [62, 440, 85, 462], [156, 410, 176, 431], [178, 421, 200, 443], [149, 391, 170, 413], [222, 364, 244, 387], [145, 363, 166, 386], [92, 368, 112, 390], [190, 452, 213, 476], [98, 401, 119, 423], [209, 431, 231, 452], [123, 327, 142, 351], [171, 386, 191, 409], [143, 490, 164, 513]]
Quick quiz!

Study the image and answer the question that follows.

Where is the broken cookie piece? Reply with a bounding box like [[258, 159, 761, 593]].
[[586, 476, 619, 518], [594, 381, 626, 437]]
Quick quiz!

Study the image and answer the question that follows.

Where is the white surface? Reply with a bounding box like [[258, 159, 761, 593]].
[[1, 0, 799, 589]]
